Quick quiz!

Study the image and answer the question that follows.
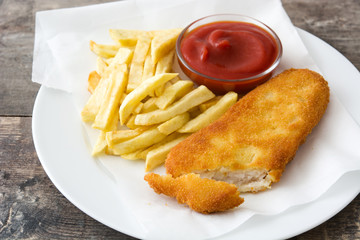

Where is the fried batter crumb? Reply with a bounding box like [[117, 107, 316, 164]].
[[144, 173, 244, 214]]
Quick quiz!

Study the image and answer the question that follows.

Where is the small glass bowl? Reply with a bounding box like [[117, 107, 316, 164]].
[[176, 14, 282, 94]]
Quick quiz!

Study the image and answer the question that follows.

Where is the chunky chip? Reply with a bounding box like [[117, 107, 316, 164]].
[[93, 65, 128, 130], [155, 80, 194, 109], [145, 134, 189, 171], [157, 112, 190, 135], [106, 127, 148, 147], [178, 91, 238, 133], [142, 54, 156, 82], [134, 85, 215, 125], [119, 73, 178, 124], [127, 35, 152, 91], [96, 57, 108, 77], [110, 127, 167, 155], [109, 29, 143, 46], [89, 40, 119, 58], [151, 29, 182, 64]]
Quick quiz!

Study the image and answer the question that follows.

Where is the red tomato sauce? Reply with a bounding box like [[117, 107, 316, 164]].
[[180, 21, 278, 80]]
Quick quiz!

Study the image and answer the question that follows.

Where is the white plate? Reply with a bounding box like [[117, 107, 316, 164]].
[[32, 28, 360, 240]]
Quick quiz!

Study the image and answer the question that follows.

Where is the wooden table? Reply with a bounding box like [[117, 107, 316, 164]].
[[1, 0, 359, 239]]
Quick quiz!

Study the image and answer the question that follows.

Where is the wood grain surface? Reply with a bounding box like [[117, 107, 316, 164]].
[[0, 0, 359, 239]]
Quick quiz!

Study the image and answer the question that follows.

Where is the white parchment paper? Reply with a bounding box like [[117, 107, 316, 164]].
[[32, 0, 360, 239]]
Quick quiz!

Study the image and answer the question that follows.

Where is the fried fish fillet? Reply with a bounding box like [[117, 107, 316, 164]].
[[144, 173, 244, 214], [165, 69, 330, 193]]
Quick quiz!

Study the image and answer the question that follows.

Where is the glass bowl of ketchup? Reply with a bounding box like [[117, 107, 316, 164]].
[[176, 14, 282, 94]]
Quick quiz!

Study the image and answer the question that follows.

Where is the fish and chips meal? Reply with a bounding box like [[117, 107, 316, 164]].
[[81, 19, 330, 214]]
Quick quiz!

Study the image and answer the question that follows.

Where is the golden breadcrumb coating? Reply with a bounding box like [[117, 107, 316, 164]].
[[166, 69, 330, 185], [144, 173, 244, 214]]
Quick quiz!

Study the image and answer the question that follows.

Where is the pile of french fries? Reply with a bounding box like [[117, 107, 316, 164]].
[[81, 28, 238, 171]]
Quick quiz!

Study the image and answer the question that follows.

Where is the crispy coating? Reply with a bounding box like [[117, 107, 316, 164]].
[[144, 173, 244, 214], [166, 69, 330, 183]]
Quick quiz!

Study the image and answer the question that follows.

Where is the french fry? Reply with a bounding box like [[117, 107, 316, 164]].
[[141, 97, 158, 113], [92, 113, 119, 156], [151, 29, 182, 64], [145, 134, 189, 171], [136, 132, 183, 160], [81, 48, 133, 122], [92, 132, 108, 156], [96, 57, 108, 77], [88, 71, 101, 94], [81, 75, 111, 122], [110, 48, 134, 66], [89, 40, 119, 58], [132, 34, 152, 63], [141, 54, 156, 82], [153, 45, 176, 96], [119, 73, 178, 124], [155, 49, 175, 75], [142, 54, 157, 97], [135, 85, 215, 125], [155, 80, 194, 109], [103, 58, 113, 66], [178, 91, 238, 133], [170, 76, 181, 84], [102, 48, 134, 79], [109, 29, 143, 46], [157, 112, 190, 135], [127, 36, 152, 92], [125, 114, 137, 129], [133, 102, 144, 114], [188, 106, 202, 119], [127, 62, 143, 92], [105, 147, 116, 156], [121, 149, 144, 160], [119, 92, 127, 104], [106, 127, 146, 147], [111, 127, 167, 155], [199, 96, 221, 112], [155, 81, 172, 97], [92, 64, 128, 130]]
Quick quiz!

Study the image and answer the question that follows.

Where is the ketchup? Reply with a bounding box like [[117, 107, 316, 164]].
[[180, 21, 278, 80]]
